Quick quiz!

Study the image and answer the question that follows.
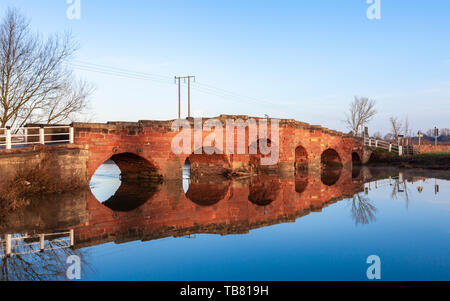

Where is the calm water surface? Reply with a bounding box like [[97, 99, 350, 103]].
[[1, 162, 449, 281]]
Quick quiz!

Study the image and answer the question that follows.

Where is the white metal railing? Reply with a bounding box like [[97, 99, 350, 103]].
[[0, 125, 74, 150], [0, 230, 74, 258], [364, 137, 403, 155]]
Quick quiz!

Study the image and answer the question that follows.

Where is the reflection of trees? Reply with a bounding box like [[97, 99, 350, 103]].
[[390, 179, 411, 208], [350, 193, 377, 226], [0, 234, 89, 281]]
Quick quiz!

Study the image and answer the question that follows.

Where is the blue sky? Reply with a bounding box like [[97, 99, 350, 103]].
[[1, 0, 449, 135]]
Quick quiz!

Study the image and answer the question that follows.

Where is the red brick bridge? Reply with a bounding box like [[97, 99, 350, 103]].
[[73, 115, 369, 181]]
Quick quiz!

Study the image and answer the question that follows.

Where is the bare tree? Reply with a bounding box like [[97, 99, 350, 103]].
[[383, 133, 394, 141], [389, 116, 403, 140], [344, 96, 377, 136], [441, 128, 450, 137], [0, 8, 93, 128], [403, 115, 410, 137], [372, 131, 382, 139], [425, 129, 435, 137], [403, 115, 413, 144], [426, 128, 449, 138]]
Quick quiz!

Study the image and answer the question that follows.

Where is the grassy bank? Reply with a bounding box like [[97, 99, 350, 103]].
[[0, 152, 87, 221], [368, 149, 450, 170]]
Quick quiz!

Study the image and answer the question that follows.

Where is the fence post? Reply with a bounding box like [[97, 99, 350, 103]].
[[375, 140, 378, 148], [5, 126, 11, 150], [39, 125, 45, 145], [5, 234, 11, 256], [70, 229, 74, 246], [24, 127, 28, 144], [39, 234, 45, 251], [399, 145, 403, 156], [69, 125, 74, 144], [389, 143, 392, 152]]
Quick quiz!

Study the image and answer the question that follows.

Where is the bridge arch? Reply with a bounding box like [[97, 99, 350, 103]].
[[187, 147, 231, 178], [352, 152, 362, 165], [248, 138, 279, 173], [110, 152, 161, 182], [294, 145, 308, 171], [89, 151, 162, 183], [90, 152, 162, 212], [320, 148, 343, 169]]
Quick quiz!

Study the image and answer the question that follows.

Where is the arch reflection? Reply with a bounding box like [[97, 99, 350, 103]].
[[248, 177, 281, 206], [185, 178, 231, 206], [295, 172, 309, 194], [102, 181, 160, 212], [321, 167, 342, 186]]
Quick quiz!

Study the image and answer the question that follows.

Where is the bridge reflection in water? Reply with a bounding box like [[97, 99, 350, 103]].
[[1, 164, 446, 280], [78, 163, 377, 248]]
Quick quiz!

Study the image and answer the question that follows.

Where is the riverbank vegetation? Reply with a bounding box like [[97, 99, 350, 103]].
[[368, 149, 450, 170], [0, 152, 87, 221]]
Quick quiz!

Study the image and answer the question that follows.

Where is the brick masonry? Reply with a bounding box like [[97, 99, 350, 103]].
[[73, 115, 365, 181]]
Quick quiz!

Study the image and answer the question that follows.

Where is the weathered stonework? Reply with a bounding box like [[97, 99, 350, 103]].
[[0, 145, 89, 186], [73, 115, 365, 181]]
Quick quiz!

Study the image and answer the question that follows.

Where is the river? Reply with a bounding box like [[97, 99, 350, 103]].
[[0, 162, 449, 281]]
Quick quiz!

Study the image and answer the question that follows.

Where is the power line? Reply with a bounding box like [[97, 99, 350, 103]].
[[70, 63, 173, 85], [70, 60, 279, 108], [72, 62, 245, 103], [73, 60, 173, 81]]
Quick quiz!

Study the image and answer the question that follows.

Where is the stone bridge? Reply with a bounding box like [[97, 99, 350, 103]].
[[73, 115, 369, 182]]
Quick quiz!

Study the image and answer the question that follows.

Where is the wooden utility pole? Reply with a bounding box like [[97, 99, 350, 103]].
[[434, 127, 439, 147], [178, 77, 181, 119], [188, 77, 191, 118], [174, 76, 195, 119]]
